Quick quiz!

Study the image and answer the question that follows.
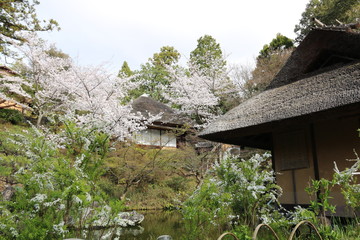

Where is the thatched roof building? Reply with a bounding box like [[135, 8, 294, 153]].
[[131, 95, 189, 148], [199, 26, 360, 216], [200, 28, 360, 148], [131, 95, 187, 128]]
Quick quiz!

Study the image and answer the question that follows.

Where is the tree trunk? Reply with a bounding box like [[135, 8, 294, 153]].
[[36, 112, 43, 127]]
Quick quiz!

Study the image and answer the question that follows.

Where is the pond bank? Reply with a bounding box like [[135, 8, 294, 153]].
[[70, 210, 185, 240]]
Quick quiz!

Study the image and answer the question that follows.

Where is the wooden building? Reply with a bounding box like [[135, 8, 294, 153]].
[[199, 26, 360, 216], [131, 95, 189, 148]]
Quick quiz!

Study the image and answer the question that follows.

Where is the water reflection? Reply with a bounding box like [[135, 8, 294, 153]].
[[126, 210, 185, 240], [80, 210, 185, 240]]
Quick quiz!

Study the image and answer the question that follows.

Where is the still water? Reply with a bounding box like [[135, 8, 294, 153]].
[[82, 210, 186, 240], [122, 210, 185, 240]]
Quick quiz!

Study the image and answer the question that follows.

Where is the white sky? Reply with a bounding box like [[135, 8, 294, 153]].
[[36, 0, 309, 73]]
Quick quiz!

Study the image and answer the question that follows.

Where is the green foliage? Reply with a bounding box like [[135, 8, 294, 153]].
[[0, 109, 24, 124], [103, 141, 201, 208], [0, 0, 59, 55], [215, 153, 282, 227], [258, 33, 293, 59], [232, 225, 252, 240], [231, 34, 293, 102], [166, 176, 188, 192], [189, 35, 240, 114], [293, 149, 360, 239], [118, 61, 133, 77], [332, 219, 360, 240], [0, 124, 30, 155], [151, 46, 180, 66], [182, 178, 233, 239], [62, 121, 109, 179], [235, 33, 294, 99], [190, 35, 226, 73], [182, 153, 283, 239], [306, 178, 337, 218], [45, 46, 70, 59], [304, 150, 360, 220], [294, 0, 360, 42], [333, 152, 360, 215], [125, 46, 180, 102], [240, 48, 292, 100], [0, 123, 125, 239]]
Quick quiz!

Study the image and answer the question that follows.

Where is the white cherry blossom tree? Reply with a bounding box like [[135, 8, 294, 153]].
[[164, 55, 239, 128], [0, 33, 150, 139]]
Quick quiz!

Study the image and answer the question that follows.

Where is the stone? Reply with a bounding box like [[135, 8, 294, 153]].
[[157, 235, 173, 240], [2, 186, 15, 201]]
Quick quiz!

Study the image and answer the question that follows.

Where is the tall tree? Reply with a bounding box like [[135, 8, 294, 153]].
[[249, 33, 294, 95], [258, 33, 293, 59], [190, 35, 226, 77], [189, 35, 239, 114], [165, 36, 239, 128], [248, 49, 292, 95], [294, 0, 360, 42], [0, 0, 59, 56], [232, 34, 294, 100], [118, 61, 133, 77], [128, 46, 180, 102], [165, 61, 221, 127], [1, 33, 149, 139], [151, 46, 180, 66]]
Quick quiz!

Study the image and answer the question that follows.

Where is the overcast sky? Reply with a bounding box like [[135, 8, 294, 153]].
[[36, 0, 309, 73]]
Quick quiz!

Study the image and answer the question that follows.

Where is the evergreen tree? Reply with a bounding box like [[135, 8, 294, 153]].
[[0, 0, 59, 55], [128, 46, 180, 102], [294, 0, 360, 42], [232, 33, 294, 100], [118, 61, 133, 77], [190, 35, 226, 77], [189, 35, 238, 114], [258, 33, 293, 59]]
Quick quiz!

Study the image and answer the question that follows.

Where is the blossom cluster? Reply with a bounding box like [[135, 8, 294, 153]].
[[1, 33, 153, 140], [164, 54, 237, 128]]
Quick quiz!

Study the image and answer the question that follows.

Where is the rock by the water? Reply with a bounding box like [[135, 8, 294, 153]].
[[157, 235, 173, 240], [118, 211, 144, 225]]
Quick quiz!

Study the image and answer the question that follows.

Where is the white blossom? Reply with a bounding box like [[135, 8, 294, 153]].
[[53, 221, 67, 235], [101, 231, 113, 239], [164, 56, 236, 128], [85, 192, 92, 202], [10, 227, 19, 237], [1, 33, 149, 139], [73, 195, 83, 205], [30, 193, 48, 203], [43, 198, 62, 207]]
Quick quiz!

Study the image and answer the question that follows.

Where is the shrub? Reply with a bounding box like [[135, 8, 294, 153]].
[[166, 176, 188, 192], [0, 109, 24, 124], [0, 124, 125, 239], [214, 153, 282, 227], [182, 153, 284, 239]]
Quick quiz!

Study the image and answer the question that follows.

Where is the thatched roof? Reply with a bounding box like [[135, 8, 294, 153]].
[[268, 28, 360, 89], [199, 28, 360, 147], [131, 95, 187, 126], [0, 66, 18, 76]]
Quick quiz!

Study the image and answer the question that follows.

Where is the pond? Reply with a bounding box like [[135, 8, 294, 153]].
[[80, 210, 186, 240], [121, 210, 185, 240]]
